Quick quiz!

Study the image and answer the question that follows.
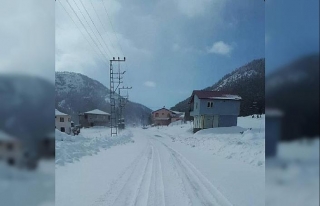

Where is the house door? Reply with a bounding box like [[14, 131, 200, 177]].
[[204, 116, 213, 129], [60, 127, 65, 132], [213, 115, 219, 127]]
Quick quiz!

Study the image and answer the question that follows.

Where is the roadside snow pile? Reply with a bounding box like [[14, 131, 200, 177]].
[[196, 126, 246, 135], [266, 138, 319, 206], [193, 128, 265, 166], [156, 116, 265, 167], [55, 129, 134, 166], [169, 120, 184, 126]]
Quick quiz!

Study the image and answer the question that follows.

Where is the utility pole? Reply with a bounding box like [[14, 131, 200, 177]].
[[110, 57, 125, 136], [118, 86, 132, 130]]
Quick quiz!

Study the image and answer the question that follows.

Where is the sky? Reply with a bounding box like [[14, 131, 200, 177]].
[[55, 0, 265, 110], [0, 0, 55, 83], [265, 0, 319, 74]]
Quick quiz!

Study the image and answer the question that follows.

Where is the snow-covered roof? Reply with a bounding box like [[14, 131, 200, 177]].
[[0, 130, 16, 141], [208, 94, 242, 100], [154, 118, 170, 120], [55, 109, 69, 116], [188, 90, 242, 103], [84, 109, 110, 115]]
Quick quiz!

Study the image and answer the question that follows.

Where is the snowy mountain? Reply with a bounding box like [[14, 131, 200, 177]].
[[0, 75, 54, 147], [171, 58, 265, 118], [266, 54, 319, 140], [55, 72, 152, 125]]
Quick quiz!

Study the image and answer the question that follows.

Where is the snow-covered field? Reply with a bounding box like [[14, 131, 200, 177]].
[[56, 116, 265, 206]]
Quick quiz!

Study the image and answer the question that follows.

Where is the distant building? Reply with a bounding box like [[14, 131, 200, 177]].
[[151, 107, 185, 126], [188, 90, 241, 133], [170, 111, 185, 123], [265, 108, 283, 157], [0, 130, 23, 167], [55, 109, 71, 134], [79, 109, 110, 128]]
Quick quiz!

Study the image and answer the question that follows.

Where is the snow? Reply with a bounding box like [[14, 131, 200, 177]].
[[0, 160, 55, 206], [55, 128, 133, 166], [84, 109, 110, 115], [0, 130, 16, 141], [56, 116, 265, 206], [55, 109, 68, 116], [266, 138, 319, 206], [209, 94, 242, 100]]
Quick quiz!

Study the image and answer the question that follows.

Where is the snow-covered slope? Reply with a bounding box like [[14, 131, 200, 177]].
[[171, 58, 265, 117], [55, 71, 152, 124]]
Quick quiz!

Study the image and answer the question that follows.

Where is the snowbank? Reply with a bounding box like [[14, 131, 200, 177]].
[[266, 138, 319, 206], [55, 128, 134, 166], [168, 120, 184, 126], [195, 126, 246, 135], [153, 115, 265, 167]]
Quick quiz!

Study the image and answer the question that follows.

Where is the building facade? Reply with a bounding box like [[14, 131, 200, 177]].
[[189, 90, 241, 133], [0, 130, 23, 167], [55, 109, 71, 134], [151, 108, 185, 126], [79, 109, 110, 128]]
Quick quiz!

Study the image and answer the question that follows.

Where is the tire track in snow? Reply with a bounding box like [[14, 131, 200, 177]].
[[92, 143, 150, 206], [146, 145, 165, 206], [153, 137, 233, 206], [111, 141, 153, 206]]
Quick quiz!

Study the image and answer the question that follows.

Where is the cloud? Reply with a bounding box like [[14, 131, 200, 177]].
[[0, 0, 55, 82], [175, 0, 223, 18], [144, 81, 156, 88], [207, 41, 233, 55]]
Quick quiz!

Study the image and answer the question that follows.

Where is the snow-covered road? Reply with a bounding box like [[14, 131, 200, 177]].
[[56, 118, 265, 206], [92, 129, 233, 206]]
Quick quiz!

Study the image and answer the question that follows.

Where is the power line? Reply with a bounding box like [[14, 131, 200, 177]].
[[64, 0, 110, 62], [78, 0, 114, 57], [88, 0, 122, 57], [100, 0, 130, 73], [58, 0, 108, 64], [71, 0, 111, 59], [100, 0, 125, 57]]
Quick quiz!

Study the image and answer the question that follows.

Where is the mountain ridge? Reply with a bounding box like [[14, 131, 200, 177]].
[[55, 71, 152, 125], [171, 58, 265, 118]]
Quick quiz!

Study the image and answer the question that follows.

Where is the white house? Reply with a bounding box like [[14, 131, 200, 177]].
[[0, 130, 23, 166], [55, 109, 71, 134]]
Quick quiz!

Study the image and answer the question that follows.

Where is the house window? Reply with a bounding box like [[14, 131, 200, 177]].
[[60, 117, 64, 122], [155, 113, 159, 117], [61, 127, 65, 132], [207, 101, 213, 108]]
